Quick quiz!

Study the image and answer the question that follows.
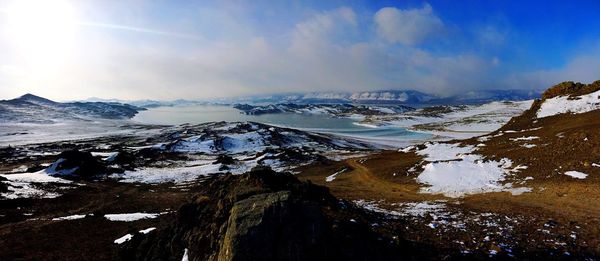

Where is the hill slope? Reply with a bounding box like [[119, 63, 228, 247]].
[[0, 94, 145, 123], [298, 81, 600, 258]]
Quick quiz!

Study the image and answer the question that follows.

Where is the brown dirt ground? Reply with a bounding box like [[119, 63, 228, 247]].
[[0, 180, 205, 260], [296, 109, 600, 256]]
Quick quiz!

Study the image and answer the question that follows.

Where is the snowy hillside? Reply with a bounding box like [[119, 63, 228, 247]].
[[0, 94, 145, 123], [233, 103, 415, 116], [537, 89, 600, 118]]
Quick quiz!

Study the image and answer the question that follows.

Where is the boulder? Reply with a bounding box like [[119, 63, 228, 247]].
[[120, 167, 428, 260], [0, 176, 9, 194], [46, 150, 106, 179]]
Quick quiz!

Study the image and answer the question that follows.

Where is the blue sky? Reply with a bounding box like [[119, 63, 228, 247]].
[[0, 0, 599, 100]]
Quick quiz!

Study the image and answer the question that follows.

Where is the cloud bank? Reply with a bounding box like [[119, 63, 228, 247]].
[[0, 1, 598, 100]]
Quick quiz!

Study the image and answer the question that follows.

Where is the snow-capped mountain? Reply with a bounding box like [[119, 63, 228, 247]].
[[220, 89, 541, 105], [78, 89, 542, 108], [233, 103, 415, 116], [0, 94, 145, 123]]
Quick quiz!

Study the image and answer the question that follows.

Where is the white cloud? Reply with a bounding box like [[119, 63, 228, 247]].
[[374, 4, 443, 45], [507, 42, 600, 89], [291, 7, 356, 47], [1, 1, 579, 101]]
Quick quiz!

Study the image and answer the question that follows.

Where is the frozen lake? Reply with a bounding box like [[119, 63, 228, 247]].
[[133, 105, 431, 145]]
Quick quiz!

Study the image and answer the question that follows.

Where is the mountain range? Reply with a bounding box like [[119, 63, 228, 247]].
[[84, 89, 542, 108], [0, 94, 145, 123]]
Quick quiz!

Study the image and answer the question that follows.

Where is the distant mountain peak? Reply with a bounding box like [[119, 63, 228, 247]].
[[17, 93, 57, 104]]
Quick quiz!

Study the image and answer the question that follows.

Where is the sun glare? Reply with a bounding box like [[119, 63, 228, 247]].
[[5, 0, 78, 69]]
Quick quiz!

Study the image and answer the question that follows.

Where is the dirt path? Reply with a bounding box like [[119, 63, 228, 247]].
[[298, 151, 444, 204]]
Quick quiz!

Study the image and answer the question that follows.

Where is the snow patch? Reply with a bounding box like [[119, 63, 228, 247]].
[[114, 234, 133, 244], [139, 227, 156, 234], [0, 171, 71, 199], [564, 171, 588, 179], [537, 89, 600, 118], [510, 136, 539, 141], [114, 227, 157, 244], [45, 158, 79, 176], [104, 212, 164, 222], [182, 248, 189, 261], [52, 214, 87, 221], [413, 143, 530, 197], [113, 164, 223, 184], [325, 168, 347, 182], [417, 155, 518, 197], [416, 143, 474, 161]]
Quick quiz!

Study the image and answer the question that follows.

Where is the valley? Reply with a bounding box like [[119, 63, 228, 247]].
[[0, 81, 599, 260]]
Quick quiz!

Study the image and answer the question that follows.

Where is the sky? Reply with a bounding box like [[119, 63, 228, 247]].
[[0, 0, 599, 101]]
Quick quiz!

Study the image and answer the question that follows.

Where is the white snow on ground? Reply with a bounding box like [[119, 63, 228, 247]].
[[507, 187, 533, 195], [181, 248, 189, 261], [414, 143, 530, 198], [91, 152, 119, 161], [521, 144, 537, 148], [221, 132, 268, 154], [114, 164, 225, 184], [0, 171, 72, 199], [398, 145, 415, 153], [45, 158, 79, 176], [139, 227, 156, 234], [416, 143, 474, 161], [104, 212, 164, 221], [353, 200, 404, 218], [114, 227, 159, 244], [112, 155, 279, 184], [510, 136, 539, 141], [114, 234, 133, 244], [170, 137, 215, 153], [376, 100, 533, 140], [395, 201, 447, 217], [9, 165, 28, 173], [1, 171, 70, 183], [564, 171, 588, 179], [417, 155, 515, 197], [52, 214, 87, 221], [325, 168, 347, 182], [537, 89, 600, 118]]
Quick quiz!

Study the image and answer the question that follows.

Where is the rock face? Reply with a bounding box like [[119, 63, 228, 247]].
[[501, 80, 600, 131], [0, 176, 9, 194], [121, 167, 428, 261], [541, 80, 600, 100], [46, 150, 107, 179], [217, 190, 324, 261]]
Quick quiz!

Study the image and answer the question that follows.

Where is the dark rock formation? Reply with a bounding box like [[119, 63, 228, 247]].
[[541, 80, 600, 100], [46, 150, 107, 179], [214, 154, 236, 165], [0, 176, 9, 194], [120, 167, 429, 261]]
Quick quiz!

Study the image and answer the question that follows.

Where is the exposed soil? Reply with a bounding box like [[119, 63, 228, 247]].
[[296, 92, 600, 258], [0, 179, 205, 260]]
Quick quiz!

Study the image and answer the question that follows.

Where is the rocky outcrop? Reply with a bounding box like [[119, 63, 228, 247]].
[[120, 167, 429, 261], [46, 150, 107, 179], [500, 80, 600, 131], [0, 176, 9, 194], [541, 80, 600, 100]]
